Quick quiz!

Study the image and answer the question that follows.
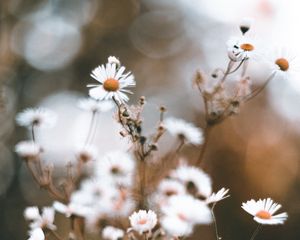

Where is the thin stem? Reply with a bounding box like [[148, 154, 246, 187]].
[[227, 58, 246, 75], [249, 224, 262, 240], [196, 125, 213, 166], [84, 111, 97, 146], [26, 160, 41, 184], [31, 124, 36, 142], [211, 203, 222, 240], [220, 60, 234, 83], [138, 156, 146, 209]]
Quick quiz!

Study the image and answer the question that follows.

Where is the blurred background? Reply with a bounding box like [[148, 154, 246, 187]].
[[0, 0, 299, 239]]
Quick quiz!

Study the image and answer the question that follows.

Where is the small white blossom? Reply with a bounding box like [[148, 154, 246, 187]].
[[53, 201, 90, 218], [164, 117, 204, 145], [96, 151, 135, 187], [129, 210, 157, 234], [170, 164, 212, 198], [16, 108, 57, 128], [206, 188, 230, 204], [102, 226, 124, 240], [242, 198, 288, 225], [227, 36, 256, 61], [24, 207, 40, 220], [78, 98, 114, 113], [15, 141, 41, 159], [28, 228, 45, 240], [88, 57, 135, 103], [75, 145, 98, 162]]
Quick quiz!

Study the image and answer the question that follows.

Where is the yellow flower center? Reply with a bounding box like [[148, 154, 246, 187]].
[[103, 78, 119, 92], [255, 210, 272, 219], [275, 58, 289, 71], [240, 43, 254, 51], [138, 219, 147, 225]]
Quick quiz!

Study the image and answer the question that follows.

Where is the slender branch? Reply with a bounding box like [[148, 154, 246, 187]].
[[196, 125, 213, 166], [49, 229, 64, 240], [249, 224, 262, 240]]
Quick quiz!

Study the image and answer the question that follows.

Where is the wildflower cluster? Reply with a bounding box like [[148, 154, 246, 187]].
[[16, 18, 291, 240]]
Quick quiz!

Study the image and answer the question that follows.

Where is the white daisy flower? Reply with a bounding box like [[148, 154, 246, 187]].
[[206, 188, 230, 204], [53, 201, 90, 218], [16, 108, 57, 128], [75, 145, 98, 162], [164, 117, 204, 145], [108, 56, 121, 67], [88, 57, 135, 103], [161, 215, 193, 237], [129, 210, 157, 234], [170, 164, 212, 199], [227, 35, 256, 62], [102, 226, 124, 240], [241, 198, 288, 225], [28, 228, 45, 240], [15, 141, 41, 159], [78, 98, 114, 113], [24, 207, 56, 231], [157, 179, 186, 197], [162, 195, 212, 226], [95, 151, 135, 187]]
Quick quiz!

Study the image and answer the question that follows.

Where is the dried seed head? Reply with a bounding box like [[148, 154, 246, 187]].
[[239, 18, 253, 34], [275, 58, 289, 71], [139, 96, 146, 105], [194, 71, 206, 86], [160, 106, 166, 112]]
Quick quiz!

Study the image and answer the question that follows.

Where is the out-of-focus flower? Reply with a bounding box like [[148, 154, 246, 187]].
[[88, 57, 136, 103], [206, 188, 230, 204], [227, 35, 256, 61], [108, 56, 121, 68], [102, 226, 124, 240], [75, 145, 98, 162], [28, 228, 45, 240], [239, 17, 254, 35], [164, 117, 204, 145], [242, 198, 288, 225], [15, 141, 41, 160], [53, 201, 90, 218], [16, 108, 57, 128], [95, 151, 135, 187], [78, 98, 114, 113], [157, 179, 186, 197], [129, 210, 157, 234], [170, 165, 212, 199], [161, 195, 212, 236], [24, 207, 56, 230]]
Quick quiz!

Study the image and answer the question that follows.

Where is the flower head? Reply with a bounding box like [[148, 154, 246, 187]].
[[164, 117, 204, 145], [170, 164, 212, 199], [78, 98, 114, 113], [88, 57, 135, 103], [24, 206, 56, 231], [242, 198, 288, 225], [75, 145, 98, 162], [15, 141, 41, 160], [239, 17, 254, 34], [227, 36, 256, 61], [16, 108, 57, 128], [206, 188, 230, 204], [102, 226, 124, 240], [28, 228, 45, 240], [129, 210, 157, 234]]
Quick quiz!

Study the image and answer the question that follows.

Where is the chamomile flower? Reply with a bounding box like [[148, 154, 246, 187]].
[[102, 226, 124, 240], [129, 210, 157, 234], [15, 141, 41, 160], [241, 198, 288, 225], [16, 108, 57, 128], [24, 207, 56, 231], [75, 145, 98, 162], [95, 151, 135, 187], [157, 179, 186, 197], [164, 117, 204, 145], [88, 57, 135, 103], [28, 228, 45, 240], [170, 164, 212, 199], [227, 35, 256, 61], [161, 195, 211, 236], [206, 188, 230, 204], [78, 98, 114, 113]]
